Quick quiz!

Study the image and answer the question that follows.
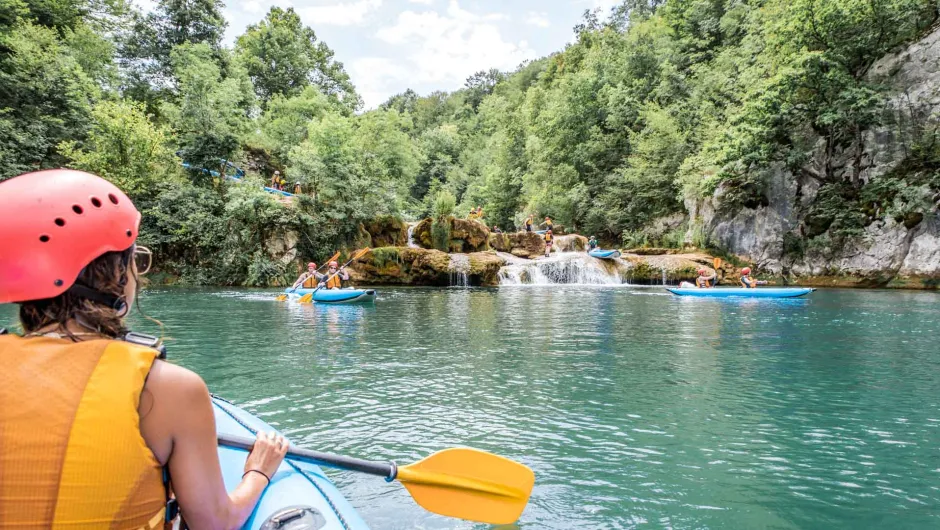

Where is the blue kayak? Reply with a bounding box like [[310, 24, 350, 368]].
[[286, 287, 377, 304], [213, 397, 370, 530], [667, 287, 816, 298], [588, 249, 621, 260]]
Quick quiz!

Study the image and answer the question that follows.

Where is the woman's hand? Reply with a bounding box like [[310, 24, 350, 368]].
[[244, 431, 288, 480]]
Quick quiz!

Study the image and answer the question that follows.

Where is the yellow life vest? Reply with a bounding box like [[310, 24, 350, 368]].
[[544, 233, 553, 243], [0, 335, 166, 529], [302, 274, 318, 289], [696, 277, 712, 288], [326, 274, 343, 289]]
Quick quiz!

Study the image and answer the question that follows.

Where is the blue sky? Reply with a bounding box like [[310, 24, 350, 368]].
[[139, 0, 622, 108]]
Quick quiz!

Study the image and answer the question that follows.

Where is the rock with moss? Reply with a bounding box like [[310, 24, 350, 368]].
[[554, 234, 588, 252], [412, 217, 491, 252], [361, 216, 408, 247]]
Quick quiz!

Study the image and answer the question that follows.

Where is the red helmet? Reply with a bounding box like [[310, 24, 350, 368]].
[[698, 268, 707, 275], [307, 262, 316, 269], [0, 169, 140, 304], [741, 267, 752, 275], [329, 260, 338, 267]]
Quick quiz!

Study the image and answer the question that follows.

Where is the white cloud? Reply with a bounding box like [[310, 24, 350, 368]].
[[408, 0, 435, 4], [298, 0, 383, 27], [241, 0, 263, 14], [525, 11, 550, 28], [373, 0, 532, 91]]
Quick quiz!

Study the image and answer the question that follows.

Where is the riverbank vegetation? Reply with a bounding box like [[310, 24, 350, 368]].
[[2, 0, 938, 284]]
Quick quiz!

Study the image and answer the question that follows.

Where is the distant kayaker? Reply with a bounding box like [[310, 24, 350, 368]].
[[0, 169, 287, 529], [321, 260, 350, 289], [493, 226, 503, 233], [544, 229, 554, 257], [588, 236, 598, 250], [740, 267, 767, 288], [294, 182, 302, 194], [292, 262, 324, 289], [696, 268, 717, 288], [524, 215, 534, 232], [271, 170, 281, 190]]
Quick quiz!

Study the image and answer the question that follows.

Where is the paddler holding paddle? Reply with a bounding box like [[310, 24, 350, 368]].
[[292, 262, 325, 289], [0, 170, 288, 529], [320, 260, 350, 289], [740, 267, 768, 288], [695, 268, 717, 288]]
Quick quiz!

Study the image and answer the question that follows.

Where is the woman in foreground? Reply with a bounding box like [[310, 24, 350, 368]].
[[0, 169, 287, 529]]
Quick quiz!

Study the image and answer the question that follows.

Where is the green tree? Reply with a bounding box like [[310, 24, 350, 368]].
[[59, 100, 181, 197], [0, 22, 95, 179], [235, 7, 358, 110], [161, 42, 254, 184]]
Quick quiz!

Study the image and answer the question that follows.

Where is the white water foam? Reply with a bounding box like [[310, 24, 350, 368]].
[[498, 252, 625, 285]]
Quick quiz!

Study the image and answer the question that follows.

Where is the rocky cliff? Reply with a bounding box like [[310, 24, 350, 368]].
[[686, 26, 940, 289]]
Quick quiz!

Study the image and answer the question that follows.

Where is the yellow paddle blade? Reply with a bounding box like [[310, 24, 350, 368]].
[[713, 257, 722, 270], [396, 448, 534, 525], [275, 294, 288, 302], [297, 293, 313, 304], [352, 247, 371, 261], [325, 251, 340, 265]]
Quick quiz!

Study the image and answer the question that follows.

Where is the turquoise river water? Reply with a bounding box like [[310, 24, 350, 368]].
[[2, 286, 939, 529]]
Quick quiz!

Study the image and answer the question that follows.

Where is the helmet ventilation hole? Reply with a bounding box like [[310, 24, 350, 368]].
[[72, 205, 83, 214], [54, 218, 66, 227], [126, 229, 133, 237], [90, 197, 102, 208], [108, 193, 119, 205], [39, 235, 50, 243]]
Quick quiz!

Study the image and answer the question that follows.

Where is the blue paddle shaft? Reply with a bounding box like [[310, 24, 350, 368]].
[[217, 433, 397, 480]]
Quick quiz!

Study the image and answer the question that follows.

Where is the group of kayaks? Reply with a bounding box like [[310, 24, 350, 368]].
[[587, 248, 815, 299]]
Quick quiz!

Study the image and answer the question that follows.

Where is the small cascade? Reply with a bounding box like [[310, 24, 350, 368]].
[[406, 223, 419, 248], [498, 253, 624, 285], [448, 254, 471, 287]]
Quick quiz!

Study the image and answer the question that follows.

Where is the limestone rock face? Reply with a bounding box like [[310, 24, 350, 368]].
[[412, 217, 491, 252], [361, 216, 408, 248], [621, 252, 719, 284], [346, 247, 506, 286], [680, 26, 940, 288], [554, 234, 588, 252]]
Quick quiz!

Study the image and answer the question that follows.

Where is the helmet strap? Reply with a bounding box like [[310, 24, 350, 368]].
[[67, 283, 128, 314]]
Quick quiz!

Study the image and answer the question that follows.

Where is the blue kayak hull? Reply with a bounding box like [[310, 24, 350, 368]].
[[286, 288, 377, 304], [667, 287, 816, 298], [588, 249, 621, 260], [213, 397, 370, 530]]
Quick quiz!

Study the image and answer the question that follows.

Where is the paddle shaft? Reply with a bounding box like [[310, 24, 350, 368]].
[[218, 433, 397, 480]]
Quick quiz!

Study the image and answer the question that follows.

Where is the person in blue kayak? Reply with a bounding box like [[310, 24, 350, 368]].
[[588, 236, 598, 250], [739, 267, 767, 288], [321, 260, 350, 289], [0, 170, 288, 529], [292, 262, 324, 289], [696, 268, 717, 288]]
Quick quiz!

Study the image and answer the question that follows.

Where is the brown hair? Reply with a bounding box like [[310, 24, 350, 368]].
[[19, 248, 135, 339]]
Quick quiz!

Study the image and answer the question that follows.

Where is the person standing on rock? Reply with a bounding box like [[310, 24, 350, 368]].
[[541, 216, 554, 232], [271, 171, 282, 190], [524, 215, 534, 232], [739, 267, 767, 288], [544, 229, 554, 257]]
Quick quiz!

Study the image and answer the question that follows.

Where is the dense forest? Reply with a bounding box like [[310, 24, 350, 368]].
[[2, 0, 939, 285]]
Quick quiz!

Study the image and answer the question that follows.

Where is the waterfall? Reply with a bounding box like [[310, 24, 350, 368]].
[[406, 223, 419, 248], [498, 253, 625, 285], [449, 254, 471, 287]]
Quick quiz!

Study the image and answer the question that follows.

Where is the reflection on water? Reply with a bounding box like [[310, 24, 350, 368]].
[[2, 287, 939, 529]]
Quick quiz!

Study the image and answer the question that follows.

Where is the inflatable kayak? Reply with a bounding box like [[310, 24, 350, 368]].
[[667, 287, 816, 298], [213, 396, 370, 530], [588, 249, 621, 260], [286, 288, 377, 304]]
